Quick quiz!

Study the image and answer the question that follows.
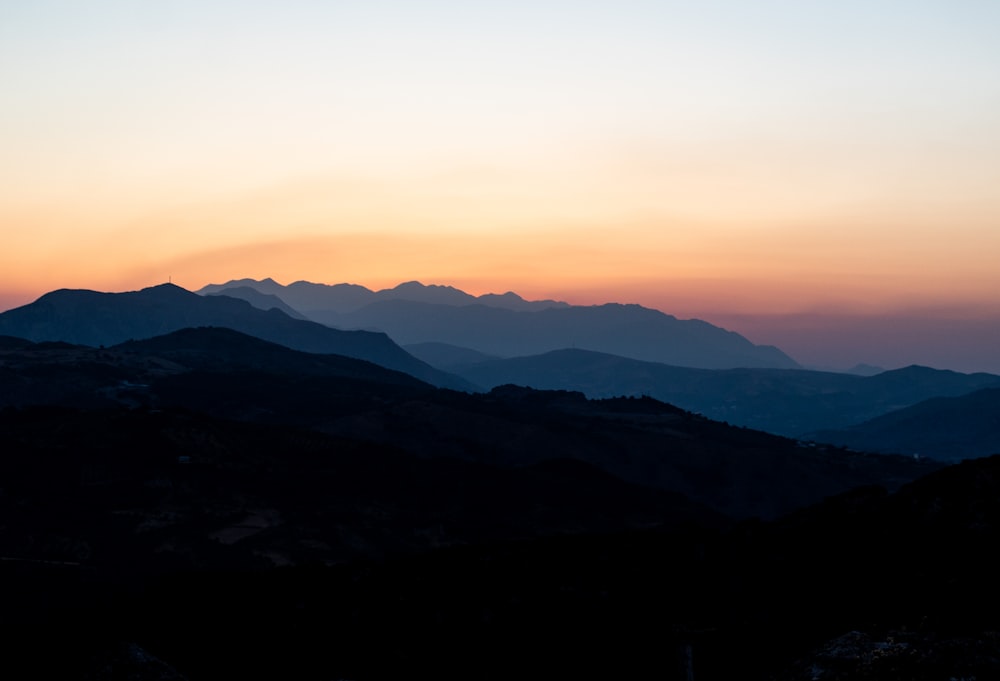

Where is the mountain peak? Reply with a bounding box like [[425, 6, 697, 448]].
[[482, 291, 525, 302], [141, 282, 191, 293], [883, 364, 956, 377], [393, 281, 429, 291], [134, 282, 201, 302]]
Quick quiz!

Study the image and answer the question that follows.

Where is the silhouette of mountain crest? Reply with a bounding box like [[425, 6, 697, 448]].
[[198, 278, 796, 369], [198, 278, 571, 314]]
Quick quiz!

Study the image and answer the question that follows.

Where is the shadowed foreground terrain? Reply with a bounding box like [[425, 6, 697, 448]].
[[1, 328, 997, 679], [3, 407, 999, 679]]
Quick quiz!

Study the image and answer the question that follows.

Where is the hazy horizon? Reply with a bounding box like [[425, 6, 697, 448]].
[[2, 276, 999, 375]]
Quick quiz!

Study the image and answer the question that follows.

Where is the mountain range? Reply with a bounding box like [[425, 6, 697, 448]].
[[200, 278, 799, 369], [195, 280, 1000, 457], [199, 277, 572, 313], [0, 329, 996, 679], [3, 278, 1000, 678], [0, 328, 939, 520], [806, 387, 1000, 461], [4, 279, 999, 458], [447, 348, 1000, 440]]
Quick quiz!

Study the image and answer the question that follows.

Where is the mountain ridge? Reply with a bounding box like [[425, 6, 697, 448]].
[[449, 348, 1000, 438], [0, 328, 940, 520], [198, 277, 571, 314], [805, 386, 1000, 461], [1, 308, 991, 678], [199, 278, 798, 369]]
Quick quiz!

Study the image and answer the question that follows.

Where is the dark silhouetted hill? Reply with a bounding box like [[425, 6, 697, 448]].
[[0, 405, 719, 572], [0, 335, 937, 520], [113, 327, 429, 387], [2, 397, 996, 679], [0, 328, 437, 423]]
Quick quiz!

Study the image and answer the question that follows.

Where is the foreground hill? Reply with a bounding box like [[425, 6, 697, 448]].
[[0, 333, 939, 520], [806, 387, 1000, 461], [0, 283, 466, 389], [114, 327, 428, 387], [202, 278, 798, 369], [0, 405, 717, 573], [452, 348, 1000, 437], [0, 329, 434, 413]]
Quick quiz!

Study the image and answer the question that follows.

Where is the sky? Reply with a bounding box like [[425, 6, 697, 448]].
[[2, 1, 999, 372]]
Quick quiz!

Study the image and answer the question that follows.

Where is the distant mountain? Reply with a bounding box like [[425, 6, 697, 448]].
[[805, 387, 1000, 461], [199, 278, 796, 369], [846, 363, 886, 376], [403, 342, 502, 369], [324, 299, 797, 369], [0, 284, 468, 389], [205, 286, 309, 320], [198, 278, 570, 314], [451, 349, 1000, 437]]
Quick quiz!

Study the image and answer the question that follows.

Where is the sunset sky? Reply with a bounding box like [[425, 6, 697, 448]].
[[2, 1, 999, 372]]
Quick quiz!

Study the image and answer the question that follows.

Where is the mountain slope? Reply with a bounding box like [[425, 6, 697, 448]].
[[114, 327, 429, 387], [0, 284, 468, 389], [404, 341, 502, 369], [0, 334, 939, 519], [451, 349, 1000, 436], [0, 405, 719, 571], [0, 328, 434, 412], [198, 278, 797, 369], [806, 387, 1000, 460], [205, 286, 309, 319], [1, 402, 992, 679], [321, 299, 798, 369], [3, 325, 987, 679]]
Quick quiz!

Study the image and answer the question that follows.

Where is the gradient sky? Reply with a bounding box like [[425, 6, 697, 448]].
[[2, 2, 999, 372]]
